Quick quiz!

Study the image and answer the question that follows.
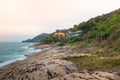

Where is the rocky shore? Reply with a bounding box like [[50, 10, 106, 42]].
[[0, 44, 120, 80]]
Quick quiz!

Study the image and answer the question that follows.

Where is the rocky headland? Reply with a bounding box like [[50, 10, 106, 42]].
[[0, 44, 120, 80]]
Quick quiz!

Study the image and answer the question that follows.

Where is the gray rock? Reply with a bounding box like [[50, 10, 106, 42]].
[[47, 69, 58, 79], [62, 64, 78, 74]]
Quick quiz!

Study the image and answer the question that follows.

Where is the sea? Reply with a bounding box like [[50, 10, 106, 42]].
[[0, 42, 41, 67]]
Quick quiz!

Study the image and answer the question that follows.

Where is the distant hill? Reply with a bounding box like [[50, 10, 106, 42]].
[[22, 33, 49, 42]]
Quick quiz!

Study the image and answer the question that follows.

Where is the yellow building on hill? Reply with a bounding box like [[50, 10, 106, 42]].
[[54, 32, 65, 38]]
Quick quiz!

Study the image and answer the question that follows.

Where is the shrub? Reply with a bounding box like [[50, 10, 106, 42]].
[[68, 39, 75, 44]]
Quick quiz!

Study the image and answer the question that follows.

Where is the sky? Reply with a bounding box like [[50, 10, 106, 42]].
[[0, 0, 120, 42]]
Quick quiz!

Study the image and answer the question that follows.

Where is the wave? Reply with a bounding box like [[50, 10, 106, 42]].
[[0, 43, 41, 67], [0, 55, 26, 67]]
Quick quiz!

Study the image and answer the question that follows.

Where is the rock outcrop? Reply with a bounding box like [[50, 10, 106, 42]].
[[0, 44, 119, 80]]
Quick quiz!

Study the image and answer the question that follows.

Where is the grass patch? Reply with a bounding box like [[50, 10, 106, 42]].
[[90, 48, 113, 57], [63, 56, 120, 70]]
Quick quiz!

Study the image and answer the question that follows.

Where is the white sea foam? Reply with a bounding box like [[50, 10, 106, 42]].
[[0, 55, 27, 67], [0, 49, 41, 67], [0, 42, 41, 67]]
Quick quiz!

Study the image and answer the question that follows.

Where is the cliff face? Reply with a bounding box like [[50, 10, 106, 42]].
[[23, 33, 49, 42]]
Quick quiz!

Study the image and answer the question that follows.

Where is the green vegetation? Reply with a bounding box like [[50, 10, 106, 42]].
[[41, 9, 120, 70], [63, 56, 120, 70], [41, 9, 120, 48], [67, 9, 120, 42], [67, 36, 82, 44], [41, 36, 54, 44], [55, 37, 67, 46], [111, 39, 120, 52]]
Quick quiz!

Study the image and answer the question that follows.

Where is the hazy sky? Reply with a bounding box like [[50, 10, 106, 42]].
[[0, 0, 120, 42]]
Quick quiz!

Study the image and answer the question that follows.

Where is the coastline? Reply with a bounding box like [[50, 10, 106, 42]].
[[0, 44, 120, 80], [0, 44, 53, 80], [0, 43, 40, 68]]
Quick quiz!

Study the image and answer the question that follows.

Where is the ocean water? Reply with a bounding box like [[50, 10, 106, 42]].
[[0, 42, 41, 67]]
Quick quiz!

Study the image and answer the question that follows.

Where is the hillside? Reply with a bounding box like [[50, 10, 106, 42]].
[[42, 9, 120, 47], [69, 9, 120, 40], [61, 9, 120, 71], [23, 33, 49, 42]]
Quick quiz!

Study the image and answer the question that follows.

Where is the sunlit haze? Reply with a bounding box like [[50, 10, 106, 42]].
[[0, 0, 120, 42]]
